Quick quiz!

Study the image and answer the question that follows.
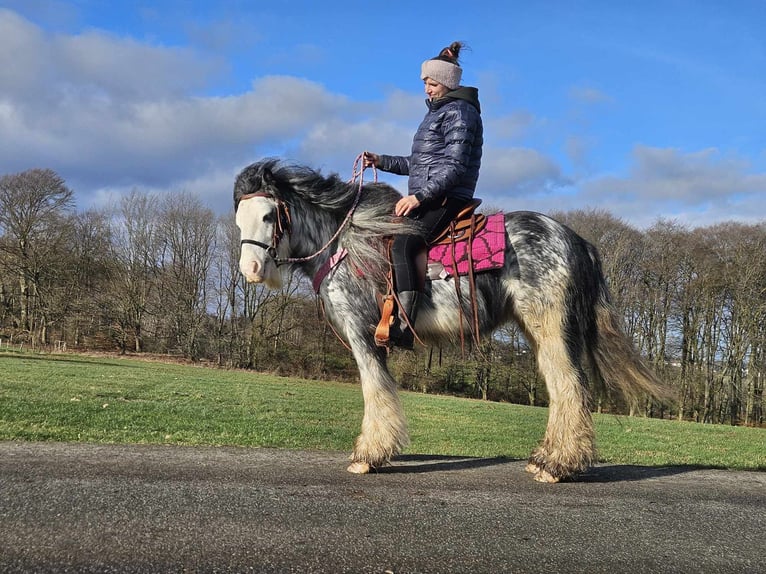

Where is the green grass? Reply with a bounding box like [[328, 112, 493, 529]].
[[1, 350, 764, 470]]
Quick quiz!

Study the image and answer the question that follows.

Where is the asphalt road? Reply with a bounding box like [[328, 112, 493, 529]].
[[1, 442, 764, 574]]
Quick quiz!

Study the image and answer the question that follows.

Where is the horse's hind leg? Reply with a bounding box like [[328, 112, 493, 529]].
[[521, 311, 596, 483], [347, 344, 409, 474]]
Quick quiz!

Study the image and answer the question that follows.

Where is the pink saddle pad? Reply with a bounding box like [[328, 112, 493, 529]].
[[427, 213, 506, 279]]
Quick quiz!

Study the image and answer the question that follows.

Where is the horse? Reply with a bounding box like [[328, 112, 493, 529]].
[[233, 158, 668, 483]]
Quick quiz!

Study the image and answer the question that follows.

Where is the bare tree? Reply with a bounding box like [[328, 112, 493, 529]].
[[240, 268, 305, 370], [674, 228, 709, 421], [109, 190, 163, 353], [709, 223, 766, 424], [55, 210, 114, 347], [156, 192, 217, 360], [210, 216, 244, 366], [0, 169, 74, 343]]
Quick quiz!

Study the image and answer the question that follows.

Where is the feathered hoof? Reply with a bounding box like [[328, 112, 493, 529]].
[[533, 469, 561, 483], [524, 462, 540, 474], [347, 461, 371, 474], [525, 462, 562, 483]]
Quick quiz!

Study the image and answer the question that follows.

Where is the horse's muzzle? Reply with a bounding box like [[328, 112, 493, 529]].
[[240, 259, 264, 284]]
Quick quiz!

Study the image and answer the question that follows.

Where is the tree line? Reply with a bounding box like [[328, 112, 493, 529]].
[[1, 168, 763, 426]]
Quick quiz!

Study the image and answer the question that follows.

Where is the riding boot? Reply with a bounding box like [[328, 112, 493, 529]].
[[391, 290, 421, 350]]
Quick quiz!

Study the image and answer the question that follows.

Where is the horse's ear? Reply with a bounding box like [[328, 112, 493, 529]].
[[261, 167, 284, 199], [262, 167, 276, 187]]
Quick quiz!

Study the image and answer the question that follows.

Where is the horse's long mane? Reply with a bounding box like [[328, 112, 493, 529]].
[[234, 159, 425, 286]]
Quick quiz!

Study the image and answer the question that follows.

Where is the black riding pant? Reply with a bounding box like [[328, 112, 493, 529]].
[[392, 197, 468, 292]]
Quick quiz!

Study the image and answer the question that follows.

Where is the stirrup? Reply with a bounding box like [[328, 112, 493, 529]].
[[374, 295, 396, 348]]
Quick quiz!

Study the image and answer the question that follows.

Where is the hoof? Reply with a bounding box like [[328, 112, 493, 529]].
[[526, 462, 562, 483], [533, 469, 561, 483], [347, 461, 371, 474], [524, 462, 540, 475]]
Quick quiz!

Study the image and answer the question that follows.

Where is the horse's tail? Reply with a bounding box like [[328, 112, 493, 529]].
[[587, 247, 675, 407]]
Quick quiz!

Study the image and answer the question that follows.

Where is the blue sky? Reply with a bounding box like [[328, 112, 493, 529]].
[[1, 0, 764, 228]]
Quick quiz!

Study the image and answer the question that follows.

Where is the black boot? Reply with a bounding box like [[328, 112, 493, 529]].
[[391, 291, 420, 350]]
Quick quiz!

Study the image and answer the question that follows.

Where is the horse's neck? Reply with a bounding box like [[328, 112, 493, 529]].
[[289, 204, 343, 272]]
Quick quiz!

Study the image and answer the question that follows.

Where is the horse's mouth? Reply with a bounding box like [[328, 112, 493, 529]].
[[242, 268, 283, 289]]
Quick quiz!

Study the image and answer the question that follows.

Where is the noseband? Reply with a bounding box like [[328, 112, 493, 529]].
[[238, 192, 292, 265]]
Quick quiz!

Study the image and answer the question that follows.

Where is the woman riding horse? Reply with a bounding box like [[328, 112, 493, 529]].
[[364, 41, 483, 349]]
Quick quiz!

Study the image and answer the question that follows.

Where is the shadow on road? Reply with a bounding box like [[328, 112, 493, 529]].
[[384, 453, 711, 483], [383, 453, 515, 474], [576, 463, 711, 483]]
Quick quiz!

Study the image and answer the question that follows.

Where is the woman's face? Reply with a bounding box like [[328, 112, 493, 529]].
[[424, 78, 449, 100]]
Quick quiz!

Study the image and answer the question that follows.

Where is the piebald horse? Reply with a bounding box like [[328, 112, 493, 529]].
[[234, 159, 666, 482]]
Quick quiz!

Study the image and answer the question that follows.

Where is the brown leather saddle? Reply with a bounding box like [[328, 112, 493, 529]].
[[429, 199, 486, 245], [374, 198, 487, 350]]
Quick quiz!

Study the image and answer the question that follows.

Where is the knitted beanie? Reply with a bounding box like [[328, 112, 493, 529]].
[[420, 58, 462, 90]]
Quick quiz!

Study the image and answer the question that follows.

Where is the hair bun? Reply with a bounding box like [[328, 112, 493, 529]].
[[439, 41, 465, 64]]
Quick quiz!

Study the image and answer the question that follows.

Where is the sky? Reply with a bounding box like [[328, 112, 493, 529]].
[[0, 0, 764, 229]]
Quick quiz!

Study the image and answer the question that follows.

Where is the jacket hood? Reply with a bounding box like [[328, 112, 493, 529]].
[[427, 86, 481, 114]]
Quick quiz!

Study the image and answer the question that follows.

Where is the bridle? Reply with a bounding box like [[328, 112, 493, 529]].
[[237, 154, 373, 268], [237, 192, 292, 265]]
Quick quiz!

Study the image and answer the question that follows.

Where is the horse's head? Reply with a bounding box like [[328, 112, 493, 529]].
[[234, 161, 290, 289]]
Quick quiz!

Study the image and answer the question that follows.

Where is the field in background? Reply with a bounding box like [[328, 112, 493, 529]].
[[1, 350, 764, 470]]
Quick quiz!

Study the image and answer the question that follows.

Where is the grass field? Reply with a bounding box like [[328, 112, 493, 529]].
[[0, 350, 764, 470]]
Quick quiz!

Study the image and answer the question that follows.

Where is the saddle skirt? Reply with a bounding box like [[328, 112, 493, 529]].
[[427, 212, 506, 280]]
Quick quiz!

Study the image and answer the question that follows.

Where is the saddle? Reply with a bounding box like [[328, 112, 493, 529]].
[[374, 198, 493, 351], [429, 199, 487, 245]]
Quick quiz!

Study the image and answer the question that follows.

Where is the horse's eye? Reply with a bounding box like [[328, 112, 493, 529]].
[[263, 211, 276, 224]]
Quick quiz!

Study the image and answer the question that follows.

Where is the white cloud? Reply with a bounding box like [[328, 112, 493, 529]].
[[0, 10, 356, 202], [0, 9, 50, 98], [580, 146, 766, 227], [487, 111, 536, 142], [480, 147, 571, 196], [57, 32, 216, 99], [0, 9, 217, 104]]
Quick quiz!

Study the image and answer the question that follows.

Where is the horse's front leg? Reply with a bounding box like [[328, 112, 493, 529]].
[[346, 341, 409, 474]]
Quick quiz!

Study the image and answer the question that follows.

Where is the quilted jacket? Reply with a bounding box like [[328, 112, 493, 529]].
[[377, 86, 483, 205]]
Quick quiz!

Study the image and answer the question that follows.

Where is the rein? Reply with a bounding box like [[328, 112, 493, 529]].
[[239, 153, 375, 267]]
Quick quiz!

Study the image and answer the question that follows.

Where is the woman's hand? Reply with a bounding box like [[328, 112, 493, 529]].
[[395, 195, 420, 217], [362, 151, 379, 168]]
